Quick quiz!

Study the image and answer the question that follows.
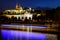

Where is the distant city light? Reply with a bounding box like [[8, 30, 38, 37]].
[[37, 14, 41, 17]]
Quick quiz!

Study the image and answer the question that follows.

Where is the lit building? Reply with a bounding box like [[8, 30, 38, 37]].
[[4, 4, 25, 14], [3, 4, 33, 20]]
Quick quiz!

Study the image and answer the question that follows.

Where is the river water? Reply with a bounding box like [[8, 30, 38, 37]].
[[1, 24, 57, 40]]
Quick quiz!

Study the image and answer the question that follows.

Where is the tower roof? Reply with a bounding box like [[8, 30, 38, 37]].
[[16, 4, 23, 10], [16, 4, 20, 10]]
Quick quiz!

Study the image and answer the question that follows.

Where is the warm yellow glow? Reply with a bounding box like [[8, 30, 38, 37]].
[[4, 4, 25, 13], [5, 13, 33, 20], [22, 25, 24, 31], [3, 4, 33, 20], [4, 9, 25, 14], [16, 4, 23, 10], [37, 14, 41, 17]]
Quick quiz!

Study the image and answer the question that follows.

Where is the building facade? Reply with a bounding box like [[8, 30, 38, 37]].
[[3, 4, 33, 20]]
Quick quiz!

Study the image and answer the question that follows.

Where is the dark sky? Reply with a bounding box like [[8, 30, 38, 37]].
[[0, 0, 60, 9]]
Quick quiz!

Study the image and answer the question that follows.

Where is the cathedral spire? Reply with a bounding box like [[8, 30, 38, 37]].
[[16, 3, 20, 10], [16, 3, 23, 10]]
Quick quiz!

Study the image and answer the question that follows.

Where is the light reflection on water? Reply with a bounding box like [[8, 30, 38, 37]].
[[1, 24, 46, 28], [2, 30, 46, 40], [2, 30, 57, 40], [1, 24, 57, 40]]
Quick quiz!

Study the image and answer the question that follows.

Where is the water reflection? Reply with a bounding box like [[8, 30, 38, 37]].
[[2, 29, 57, 40], [2, 30, 46, 40], [1, 24, 57, 40], [1, 24, 46, 28]]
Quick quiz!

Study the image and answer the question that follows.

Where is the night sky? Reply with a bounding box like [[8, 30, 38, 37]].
[[0, 0, 60, 9]]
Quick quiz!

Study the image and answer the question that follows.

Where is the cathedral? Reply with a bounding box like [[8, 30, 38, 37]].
[[3, 4, 33, 20]]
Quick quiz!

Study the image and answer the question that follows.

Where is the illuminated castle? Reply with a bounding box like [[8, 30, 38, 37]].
[[3, 4, 33, 20], [4, 4, 25, 13]]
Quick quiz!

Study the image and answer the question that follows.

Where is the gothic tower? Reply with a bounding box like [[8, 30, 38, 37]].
[[16, 4, 23, 10], [16, 4, 20, 10]]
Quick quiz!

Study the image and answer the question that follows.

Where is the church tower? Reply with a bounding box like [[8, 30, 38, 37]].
[[16, 4, 23, 10], [16, 4, 20, 10]]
